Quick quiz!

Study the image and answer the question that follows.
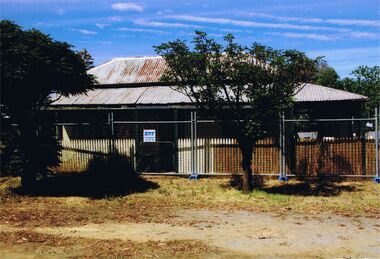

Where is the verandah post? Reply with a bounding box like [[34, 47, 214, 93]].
[[108, 111, 115, 155], [134, 110, 139, 171], [173, 109, 179, 173], [279, 113, 288, 181], [189, 110, 199, 179]]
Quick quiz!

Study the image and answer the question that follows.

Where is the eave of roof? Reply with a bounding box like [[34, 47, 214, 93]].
[[51, 83, 367, 107]]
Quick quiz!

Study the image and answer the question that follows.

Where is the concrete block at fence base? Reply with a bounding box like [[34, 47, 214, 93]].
[[374, 176, 380, 184], [188, 174, 200, 180], [278, 175, 289, 182]]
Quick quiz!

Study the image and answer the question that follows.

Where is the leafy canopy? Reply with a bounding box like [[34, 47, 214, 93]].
[[340, 66, 380, 116], [314, 61, 340, 88], [313, 63, 379, 116], [155, 31, 320, 141], [0, 20, 96, 121]]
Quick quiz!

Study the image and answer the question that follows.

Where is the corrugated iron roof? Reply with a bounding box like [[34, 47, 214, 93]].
[[52, 86, 191, 106], [51, 56, 367, 107], [89, 56, 167, 85], [51, 83, 366, 107], [295, 83, 367, 102]]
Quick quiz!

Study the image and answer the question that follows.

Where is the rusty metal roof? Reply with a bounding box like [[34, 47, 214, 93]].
[[51, 56, 367, 107], [89, 56, 167, 85]]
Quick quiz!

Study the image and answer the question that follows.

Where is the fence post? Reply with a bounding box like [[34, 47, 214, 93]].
[[134, 110, 139, 171], [279, 115, 283, 179], [374, 108, 379, 183], [359, 115, 366, 175], [173, 110, 179, 173], [189, 110, 199, 179], [279, 114, 288, 181]]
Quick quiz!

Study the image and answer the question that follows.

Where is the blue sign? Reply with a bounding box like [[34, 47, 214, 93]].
[[143, 129, 156, 142]]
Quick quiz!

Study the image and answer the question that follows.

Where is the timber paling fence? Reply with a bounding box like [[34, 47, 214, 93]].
[[54, 111, 379, 179]]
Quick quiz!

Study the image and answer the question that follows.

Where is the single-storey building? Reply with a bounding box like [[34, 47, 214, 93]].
[[50, 56, 374, 176], [52, 56, 367, 119]]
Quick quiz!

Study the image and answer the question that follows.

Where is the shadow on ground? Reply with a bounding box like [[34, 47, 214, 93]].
[[226, 174, 358, 197], [14, 154, 159, 199]]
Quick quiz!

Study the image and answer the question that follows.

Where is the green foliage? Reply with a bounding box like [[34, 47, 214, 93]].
[[155, 31, 320, 192], [155, 31, 320, 142], [0, 20, 96, 187], [78, 48, 95, 70], [340, 66, 380, 116], [1, 20, 95, 119], [314, 62, 340, 88], [313, 62, 379, 116]]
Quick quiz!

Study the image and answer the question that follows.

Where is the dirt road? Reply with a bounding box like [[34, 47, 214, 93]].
[[2, 209, 379, 258]]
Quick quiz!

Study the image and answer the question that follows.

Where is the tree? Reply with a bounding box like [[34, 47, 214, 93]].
[[155, 31, 320, 193], [314, 62, 340, 88], [78, 48, 95, 69], [340, 66, 380, 116], [0, 20, 96, 189]]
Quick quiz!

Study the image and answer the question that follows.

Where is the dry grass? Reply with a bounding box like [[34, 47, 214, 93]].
[[138, 176, 380, 218], [0, 176, 379, 229], [0, 230, 215, 258]]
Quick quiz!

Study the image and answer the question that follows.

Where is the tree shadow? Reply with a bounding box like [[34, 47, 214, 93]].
[[14, 153, 159, 199], [224, 174, 358, 197]]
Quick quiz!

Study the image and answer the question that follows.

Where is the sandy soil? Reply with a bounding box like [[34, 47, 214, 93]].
[[1, 209, 379, 258]]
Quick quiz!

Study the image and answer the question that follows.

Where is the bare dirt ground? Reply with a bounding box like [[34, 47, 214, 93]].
[[2, 209, 379, 258], [0, 176, 379, 258]]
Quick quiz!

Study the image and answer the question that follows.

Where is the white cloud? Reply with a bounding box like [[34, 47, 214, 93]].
[[134, 19, 201, 28], [109, 16, 127, 21], [325, 19, 379, 27], [111, 2, 144, 12], [156, 9, 172, 15], [243, 12, 380, 28], [76, 29, 97, 35], [35, 22, 59, 27], [268, 32, 337, 41], [55, 9, 65, 15], [95, 23, 109, 29], [348, 31, 379, 40], [207, 33, 225, 37], [117, 27, 169, 34], [168, 15, 349, 32], [219, 28, 253, 33], [268, 31, 379, 41]]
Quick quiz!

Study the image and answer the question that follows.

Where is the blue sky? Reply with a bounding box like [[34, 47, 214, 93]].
[[1, 0, 379, 77]]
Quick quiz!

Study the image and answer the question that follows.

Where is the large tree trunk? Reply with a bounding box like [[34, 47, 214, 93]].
[[19, 122, 39, 191], [21, 162, 38, 191], [238, 139, 254, 193]]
